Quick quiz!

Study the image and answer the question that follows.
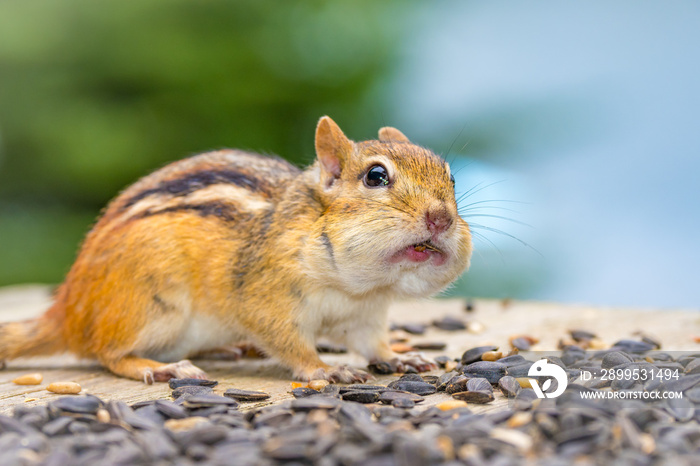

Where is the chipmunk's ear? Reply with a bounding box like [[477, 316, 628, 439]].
[[315, 116, 353, 188], [378, 126, 410, 143]]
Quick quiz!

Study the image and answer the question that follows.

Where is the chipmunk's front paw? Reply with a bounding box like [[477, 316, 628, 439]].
[[372, 352, 438, 374], [144, 360, 208, 384], [297, 365, 373, 384]]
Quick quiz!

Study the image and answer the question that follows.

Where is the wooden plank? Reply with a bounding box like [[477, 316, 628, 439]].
[[0, 285, 698, 415]]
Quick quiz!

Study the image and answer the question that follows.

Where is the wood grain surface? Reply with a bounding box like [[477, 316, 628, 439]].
[[1, 285, 698, 415]]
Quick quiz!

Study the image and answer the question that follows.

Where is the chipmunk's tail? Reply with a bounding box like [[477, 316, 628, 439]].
[[0, 299, 66, 365]]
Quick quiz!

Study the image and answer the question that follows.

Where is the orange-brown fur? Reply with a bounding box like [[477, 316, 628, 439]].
[[0, 117, 472, 383]]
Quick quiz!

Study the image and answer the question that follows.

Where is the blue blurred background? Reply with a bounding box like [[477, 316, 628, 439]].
[[1, 1, 698, 309]]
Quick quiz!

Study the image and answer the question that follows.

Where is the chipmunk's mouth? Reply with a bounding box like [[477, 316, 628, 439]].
[[389, 240, 447, 266]]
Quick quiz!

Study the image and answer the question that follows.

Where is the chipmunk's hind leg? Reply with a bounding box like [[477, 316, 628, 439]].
[[191, 346, 244, 361], [191, 342, 268, 361], [99, 356, 207, 384]]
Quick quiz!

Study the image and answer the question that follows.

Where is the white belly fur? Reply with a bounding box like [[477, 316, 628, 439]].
[[143, 312, 242, 362]]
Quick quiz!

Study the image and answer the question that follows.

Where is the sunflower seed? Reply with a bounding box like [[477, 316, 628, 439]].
[[462, 361, 507, 383], [337, 384, 389, 393], [378, 391, 424, 405], [611, 340, 655, 353], [291, 387, 320, 398], [397, 323, 428, 335], [505, 361, 534, 378], [386, 380, 437, 396], [436, 371, 459, 391], [12, 373, 43, 385], [510, 337, 532, 351], [466, 378, 493, 393], [498, 376, 522, 398], [569, 329, 597, 342], [168, 378, 218, 389], [391, 398, 415, 409], [367, 361, 394, 375], [290, 396, 343, 411], [46, 382, 81, 394], [432, 316, 467, 331], [412, 341, 446, 351], [154, 400, 188, 419], [497, 355, 528, 367], [223, 389, 271, 402], [601, 351, 634, 369], [460, 346, 499, 365], [452, 390, 495, 404], [182, 395, 239, 409], [50, 395, 101, 414], [171, 385, 214, 399], [341, 390, 379, 403]]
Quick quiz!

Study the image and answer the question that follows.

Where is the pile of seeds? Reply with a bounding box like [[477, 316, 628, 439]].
[[1, 344, 699, 464]]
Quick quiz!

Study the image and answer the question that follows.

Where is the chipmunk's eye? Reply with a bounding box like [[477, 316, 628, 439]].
[[364, 165, 391, 188]]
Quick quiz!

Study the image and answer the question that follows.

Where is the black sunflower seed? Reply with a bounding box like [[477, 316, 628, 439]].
[[386, 381, 436, 396], [569, 329, 597, 342], [341, 390, 379, 403], [290, 396, 343, 411], [434, 356, 453, 368], [510, 337, 532, 351], [466, 377, 493, 393], [168, 378, 218, 389], [171, 385, 214, 399], [412, 342, 446, 351], [498, 376, 522, 398], [452, 390, 495, 404], [182, 394, 239, 409], [398, 323, 428, 335], [610, 340, 655, 353], [601, 351, 634, 369], [154, 400, 188, 419], [223, 389, 271, 402], [460, 346, 499, 365], [445, 376, 471, 395], [378, 391, 424, 405], [432, 316, 467, 331], [368, 361, 394, 375], [291, 387, 320, 398], [391, 398, 415, 409], [337, 384, 389, 393], [462, 361, 507, 383], [50, 395, 101, 414]]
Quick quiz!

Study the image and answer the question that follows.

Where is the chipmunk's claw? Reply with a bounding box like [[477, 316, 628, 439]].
[[397, 352, 438, 373], [151, 360, 208, 383], [372, 352, 438, 374], [300, 365, 374, 384]]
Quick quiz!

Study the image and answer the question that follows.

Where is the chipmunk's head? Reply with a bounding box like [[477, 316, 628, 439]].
[[309, 116, 472, 297]]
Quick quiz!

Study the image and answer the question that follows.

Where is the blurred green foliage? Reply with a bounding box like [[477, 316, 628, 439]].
[[0, 0, 408, 285]]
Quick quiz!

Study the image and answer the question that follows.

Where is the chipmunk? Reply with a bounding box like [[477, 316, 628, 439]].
[[0, 117, 472, 383]]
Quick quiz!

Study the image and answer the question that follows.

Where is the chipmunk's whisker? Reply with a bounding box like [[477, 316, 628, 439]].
[[468, 223, 542, 256], [461, 213, 532, 228], [456, 180, 507, 204]]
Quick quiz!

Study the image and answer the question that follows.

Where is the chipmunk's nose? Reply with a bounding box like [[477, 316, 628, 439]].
[[425, 207, 453, 236]]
